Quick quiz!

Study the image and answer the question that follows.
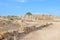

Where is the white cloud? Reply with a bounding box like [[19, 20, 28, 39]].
[[16, 0, 26, 3], [8, 0, 26, 3], [6, 0, 46, 3]]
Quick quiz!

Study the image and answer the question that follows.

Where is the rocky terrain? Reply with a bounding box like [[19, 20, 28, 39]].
[[0, 14, 60, 40]]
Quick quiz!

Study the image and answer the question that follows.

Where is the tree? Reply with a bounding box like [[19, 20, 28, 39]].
[[25, 12, 32, 15]]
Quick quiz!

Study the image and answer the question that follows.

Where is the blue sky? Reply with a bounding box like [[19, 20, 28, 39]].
[[0, 0, 60, 16]]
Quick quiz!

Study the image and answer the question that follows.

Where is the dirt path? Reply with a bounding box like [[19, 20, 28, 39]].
[[21, 22, 60, 40]]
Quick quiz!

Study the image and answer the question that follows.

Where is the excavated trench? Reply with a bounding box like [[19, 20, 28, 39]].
[[0, 23, 53, 40]]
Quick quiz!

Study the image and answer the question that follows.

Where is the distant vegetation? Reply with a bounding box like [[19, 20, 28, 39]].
[[25, 12, 32, 15]]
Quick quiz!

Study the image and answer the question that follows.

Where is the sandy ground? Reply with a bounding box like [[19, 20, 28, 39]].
[[21, 22, 60, 40]]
